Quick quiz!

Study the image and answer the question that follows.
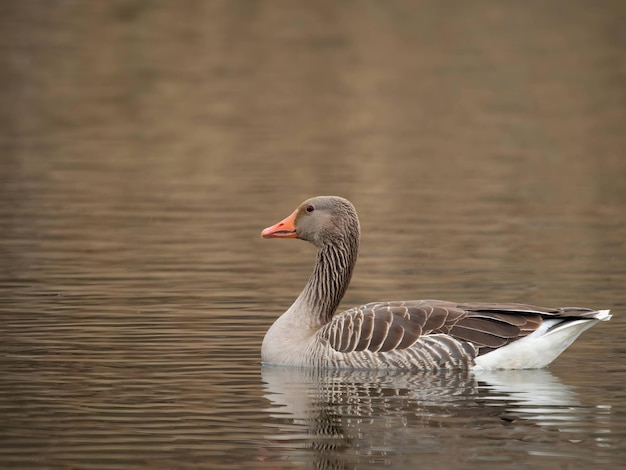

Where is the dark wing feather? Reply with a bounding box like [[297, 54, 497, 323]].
[[321, 300, 469, 354], [320, 299, 572, 356], [367, 307, 392, 352], [354, 312, 375, 350], [448, 318, 512, 348], [452, 302, 553, 354]]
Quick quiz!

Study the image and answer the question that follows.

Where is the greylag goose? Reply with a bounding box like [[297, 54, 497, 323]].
[[261, 196, 611, 370]]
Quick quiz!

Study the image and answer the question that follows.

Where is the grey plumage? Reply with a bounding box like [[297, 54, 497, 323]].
[[261, 196, 611, 370]]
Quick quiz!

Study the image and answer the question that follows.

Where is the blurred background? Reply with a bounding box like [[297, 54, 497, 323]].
[[1, 1, 625, 469]]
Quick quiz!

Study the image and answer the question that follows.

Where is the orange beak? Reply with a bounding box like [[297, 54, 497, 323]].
[[261, 208, 299, 238]]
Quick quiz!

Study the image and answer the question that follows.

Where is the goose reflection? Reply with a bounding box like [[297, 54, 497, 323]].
[[260, 367, 611, 468]]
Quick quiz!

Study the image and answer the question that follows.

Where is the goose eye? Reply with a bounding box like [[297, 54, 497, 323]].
[[305, 204, 315, 213]]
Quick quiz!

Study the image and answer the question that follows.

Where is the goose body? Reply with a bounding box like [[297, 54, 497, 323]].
[[261, 196, 611, 370]]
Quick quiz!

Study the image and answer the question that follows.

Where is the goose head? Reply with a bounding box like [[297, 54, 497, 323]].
[[261, 196, 360, 249]]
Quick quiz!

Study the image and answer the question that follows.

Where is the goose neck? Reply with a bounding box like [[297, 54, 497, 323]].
[[296, 239, 358, 326]]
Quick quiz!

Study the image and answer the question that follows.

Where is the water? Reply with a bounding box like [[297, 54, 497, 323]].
[[1, 1, 625, 468]]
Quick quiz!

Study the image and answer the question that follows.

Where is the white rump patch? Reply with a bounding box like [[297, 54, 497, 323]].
[[473, 310, 610, 370]]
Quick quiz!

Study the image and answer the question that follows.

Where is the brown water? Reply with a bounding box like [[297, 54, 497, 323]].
[[1, 1, 625, 469]]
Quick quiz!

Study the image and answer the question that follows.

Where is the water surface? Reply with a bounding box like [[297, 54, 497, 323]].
[[1, 1, 625, 469]]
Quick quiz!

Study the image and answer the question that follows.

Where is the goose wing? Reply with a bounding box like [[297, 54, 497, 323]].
[[319, 300, 550, 355]]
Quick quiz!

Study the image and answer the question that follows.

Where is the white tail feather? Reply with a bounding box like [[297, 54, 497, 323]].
[[592, 309, 612, 321], [474, 311, 611, 370]]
